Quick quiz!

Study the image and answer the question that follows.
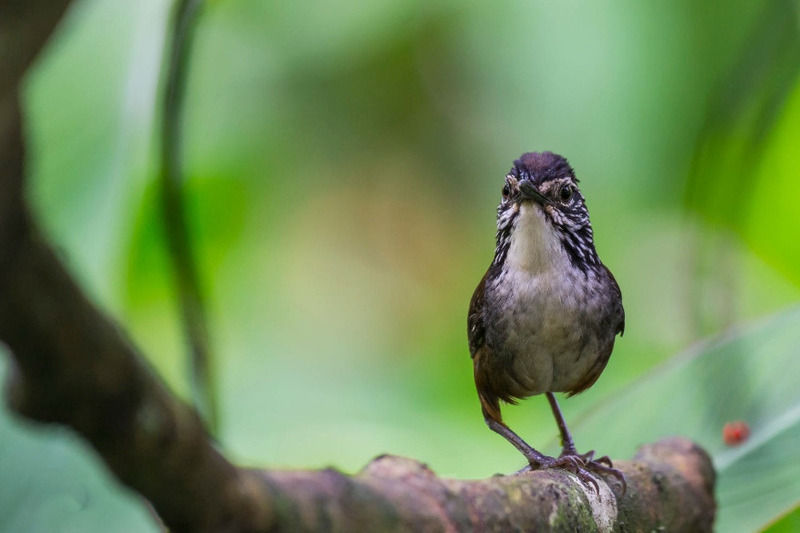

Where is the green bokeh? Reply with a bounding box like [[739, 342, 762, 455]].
[[2, 0, 799, 530]]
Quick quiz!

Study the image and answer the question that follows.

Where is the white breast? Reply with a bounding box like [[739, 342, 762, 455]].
[[488, 203, 602, 395]]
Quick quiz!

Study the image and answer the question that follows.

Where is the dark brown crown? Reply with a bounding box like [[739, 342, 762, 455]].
[[509, 152, 576, 186]]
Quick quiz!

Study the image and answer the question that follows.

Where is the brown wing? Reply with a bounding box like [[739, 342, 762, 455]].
[[467, 271, 488, 358], [467, 271, 508, 423], [566, 263, 625, 396], [605, 264, 625, 336]]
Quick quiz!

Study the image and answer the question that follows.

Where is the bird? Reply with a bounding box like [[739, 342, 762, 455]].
[[467, 151, 626, 492]]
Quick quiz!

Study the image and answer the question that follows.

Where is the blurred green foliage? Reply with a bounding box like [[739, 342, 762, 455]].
[[2, 0, 799, 530]]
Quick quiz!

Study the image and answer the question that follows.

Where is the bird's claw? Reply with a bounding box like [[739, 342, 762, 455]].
[[558, 448, 611, 467], [593, 455, 614, 468], [546, 455, 600, 494], [583, 459, 627, 495], [528, 451, 627, 496]]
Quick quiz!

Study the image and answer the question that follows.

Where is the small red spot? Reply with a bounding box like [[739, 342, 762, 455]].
[[723, 421, 750, 446]]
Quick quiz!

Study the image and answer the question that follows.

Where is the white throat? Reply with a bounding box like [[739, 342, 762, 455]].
[[505, 203, 568, 274]]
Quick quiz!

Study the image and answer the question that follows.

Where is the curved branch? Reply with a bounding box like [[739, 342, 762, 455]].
[[257, 438, 715, 531], [0, 3, 717, 532], [0, 231, 274, 532]]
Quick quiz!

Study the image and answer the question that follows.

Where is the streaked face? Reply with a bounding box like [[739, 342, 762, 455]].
[[493, 152, 599, 273]]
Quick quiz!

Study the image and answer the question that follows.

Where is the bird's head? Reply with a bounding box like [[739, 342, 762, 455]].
[[493, 151, 599, 272]]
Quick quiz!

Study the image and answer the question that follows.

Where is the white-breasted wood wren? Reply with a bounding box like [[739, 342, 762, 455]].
[[468, 151, 625, 492]]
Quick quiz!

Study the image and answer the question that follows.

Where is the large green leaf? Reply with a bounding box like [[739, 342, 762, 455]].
[[763, 505, 800, 533], [571, 306, 800, 532]]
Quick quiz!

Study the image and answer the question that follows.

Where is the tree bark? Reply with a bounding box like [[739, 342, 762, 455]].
[[256, 438, 715, 532], [0, 2, 716, 532]]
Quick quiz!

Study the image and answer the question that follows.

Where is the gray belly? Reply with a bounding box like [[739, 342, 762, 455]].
[[484, 267, 612, 397]]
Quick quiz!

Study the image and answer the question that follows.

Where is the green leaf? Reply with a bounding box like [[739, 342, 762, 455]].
[[763, 505, 800, 533], [571, 306, 800, 532]]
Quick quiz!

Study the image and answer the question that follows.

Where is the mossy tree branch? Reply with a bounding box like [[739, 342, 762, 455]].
[[0, 2, 716, 532]]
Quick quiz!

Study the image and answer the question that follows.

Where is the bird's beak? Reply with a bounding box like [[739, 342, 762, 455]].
[[519, 181, 550, 206]]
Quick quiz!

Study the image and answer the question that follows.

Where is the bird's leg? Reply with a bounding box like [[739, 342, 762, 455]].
[[482, 407, 600, 493], [546, 392, 627, 494], [546, 392, 580, 457], [482, 408, 551, 465]]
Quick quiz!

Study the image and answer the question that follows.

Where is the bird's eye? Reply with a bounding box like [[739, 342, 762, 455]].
[[559, 185, 572, 202], [502, 184, 510, 198]]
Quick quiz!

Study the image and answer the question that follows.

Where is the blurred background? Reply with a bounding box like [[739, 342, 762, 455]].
[[2, 0, 799, 531]]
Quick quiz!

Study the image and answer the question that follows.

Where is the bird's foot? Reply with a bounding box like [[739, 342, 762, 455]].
[[516, 452, 602, 494], [516, 449, 626, 495], [559, 448, 627, 495]]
